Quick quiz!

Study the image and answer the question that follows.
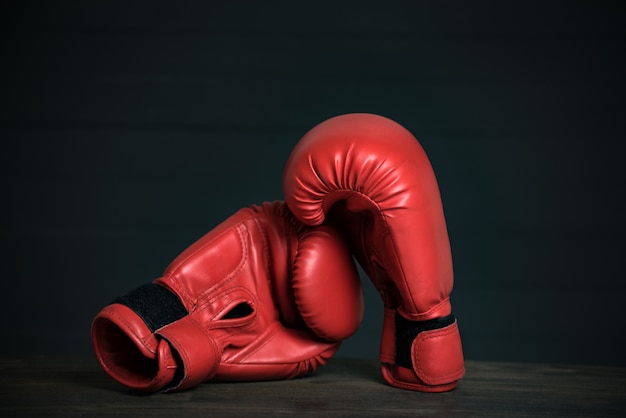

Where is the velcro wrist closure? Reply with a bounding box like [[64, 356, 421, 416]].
[[395, 312, 455, 368], [396, 312, 465, 386], [411, 321, 465, 385], [114, 283, 220, 391], [113, 283, 188, 332]]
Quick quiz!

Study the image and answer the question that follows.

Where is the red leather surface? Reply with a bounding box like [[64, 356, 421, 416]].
[[283, 113, 453, 319], [283, 113, 464, 391], [92, 201, 363, 392]]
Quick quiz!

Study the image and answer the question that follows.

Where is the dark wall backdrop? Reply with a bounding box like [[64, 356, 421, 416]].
[[2, 1, 625, 366]]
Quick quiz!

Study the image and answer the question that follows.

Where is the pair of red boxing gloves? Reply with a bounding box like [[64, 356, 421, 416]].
[[91, 113, 465, 393]]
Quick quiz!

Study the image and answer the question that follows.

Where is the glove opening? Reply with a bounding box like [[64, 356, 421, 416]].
[[92, 316, 160, 385]]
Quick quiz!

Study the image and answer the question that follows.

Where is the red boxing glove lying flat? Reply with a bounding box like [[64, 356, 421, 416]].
[[92, 201, 363, 392], [283, 113, 465, 392]]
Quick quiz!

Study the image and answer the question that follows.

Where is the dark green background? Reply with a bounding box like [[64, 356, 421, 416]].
[[2, 1, 625, 365]]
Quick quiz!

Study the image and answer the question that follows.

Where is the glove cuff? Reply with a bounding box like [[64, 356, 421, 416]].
[[92, 303, 179, 391], [92, 283, 220, 392], [379, 308, 465, 392]]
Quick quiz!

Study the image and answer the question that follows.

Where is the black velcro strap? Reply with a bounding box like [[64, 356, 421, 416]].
[[395, 312, 456, 369], [113, 283, 188, 332]]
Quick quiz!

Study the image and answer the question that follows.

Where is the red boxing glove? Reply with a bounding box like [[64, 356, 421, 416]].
[[283, 113, 465, 392], [92, 201, 363, 392]]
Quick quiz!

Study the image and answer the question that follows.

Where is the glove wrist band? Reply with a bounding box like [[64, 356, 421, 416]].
[[107, 283, 220, 391], [379, 307, 465, 390], [113, 283, 188, 332], [394, 312, 456, 369]]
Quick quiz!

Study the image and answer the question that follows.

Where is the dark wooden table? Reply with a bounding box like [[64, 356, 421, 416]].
[[1, 356, 624, 417]]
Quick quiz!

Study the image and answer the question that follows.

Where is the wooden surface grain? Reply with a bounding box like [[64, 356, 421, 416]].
[[1, 356, 624, 417]]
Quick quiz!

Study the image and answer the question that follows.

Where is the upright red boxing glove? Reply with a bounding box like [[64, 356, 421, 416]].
[[283, 113, 465, 392], [92, 201, 363, 392]]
